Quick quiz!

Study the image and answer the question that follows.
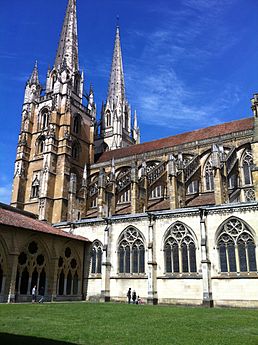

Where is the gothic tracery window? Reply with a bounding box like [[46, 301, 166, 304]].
[[40, 109, 49, 130], [204, 158, 214, 191], [106, 111, 111, 127], [31, 175, 40, 198], [164, 222, 197, 274], [15, 241, 47, 295], [217, 218, 257, 273], [242, 150, 253, 186], [73, 115, 81, 134], [118, 227, 145, 274], [71, 142, 80, 160], [57, 247, 80, 295], [91, 240, 103, 274]]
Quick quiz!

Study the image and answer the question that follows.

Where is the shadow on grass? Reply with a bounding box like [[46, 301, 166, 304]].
[[0, 333, 78, 345]]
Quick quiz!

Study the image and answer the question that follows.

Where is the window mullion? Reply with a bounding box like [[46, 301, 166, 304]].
[[235, 244, 240, 273]]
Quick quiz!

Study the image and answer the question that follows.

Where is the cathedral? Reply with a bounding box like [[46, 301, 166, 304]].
[[1, 0, 258, 306]]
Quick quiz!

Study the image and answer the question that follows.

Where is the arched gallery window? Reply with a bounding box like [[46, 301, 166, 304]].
[[31, 175, 40, 199], [91, 240, 103, 274], [106, 111, 111, 127], [40, 109, 49, 130], [37, 136, 45, 155], [204, 157, 214, 191], [73, 115, 81, 134], [164, 222, 197, 274], [71, 142, 80, 160], [118, 227, 145, 274], [57, 247, 80, 296], [242, 150, 253, 186], [16, 241, 47, 295], [217, 218, 257, 273]]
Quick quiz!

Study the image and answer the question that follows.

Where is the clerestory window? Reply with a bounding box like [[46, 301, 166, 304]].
[[204, 158, 214, 191], [242, 150, 253, 186]]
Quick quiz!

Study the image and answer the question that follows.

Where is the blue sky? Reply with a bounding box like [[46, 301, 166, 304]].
[[0, 0, 258, 204]]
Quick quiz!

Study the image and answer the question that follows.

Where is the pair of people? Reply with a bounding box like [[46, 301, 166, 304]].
[[127, 288, 141, 304]]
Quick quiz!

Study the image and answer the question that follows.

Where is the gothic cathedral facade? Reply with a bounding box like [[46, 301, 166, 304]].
[[10, 0, 258, 307]]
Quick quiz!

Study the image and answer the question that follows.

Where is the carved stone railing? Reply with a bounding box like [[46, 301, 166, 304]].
[[147, 161, 166, 186], [117, 169, 131, 193], [39, 94, 52, 102], [244, 187, 255, 202], [71, 98, 88, 113], [225, 147, 237, 174], [184, 155, 200, 183]]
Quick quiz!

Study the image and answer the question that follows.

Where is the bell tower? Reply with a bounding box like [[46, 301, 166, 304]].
[[11, 0, 96, 223]]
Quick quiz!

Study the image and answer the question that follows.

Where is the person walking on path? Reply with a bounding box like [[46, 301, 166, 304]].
[[38, 286, 45, 303], [132, 290, 137, 304], [127, 288, 131, 304], [32, 285, 36, 303]]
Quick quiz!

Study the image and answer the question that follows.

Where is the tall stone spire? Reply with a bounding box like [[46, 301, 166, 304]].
[[107, 26, 125, 105], [55, 0, 79, 73], [28, 61, 39, 86]]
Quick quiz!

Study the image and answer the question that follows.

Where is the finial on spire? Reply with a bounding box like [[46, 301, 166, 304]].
[[55, 0, 79, 72], [29, 60, 40, 85], [116, 15, 120, 28]]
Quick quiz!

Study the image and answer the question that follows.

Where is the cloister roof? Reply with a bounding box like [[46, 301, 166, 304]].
[[0, 203, 90, 242], [96, 117, 253, 163]]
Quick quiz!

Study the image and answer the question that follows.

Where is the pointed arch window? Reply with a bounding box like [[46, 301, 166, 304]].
[[40, 109, 49, 130], [73, 115, 81, 134], [164, 222, 197, 274], [204, 158, 214, 191], [217, 218, 257, 273], [91, 241, 103, 274], [242, 150, 253, 186], [57, 247, 80, 296], [71, 142, 80, 160], [31, 175, 40, 198], [118, 227, 145, 274], [106, 111, 112, 127], [37, 136, 45, 155], [15, 241, 47, 296]]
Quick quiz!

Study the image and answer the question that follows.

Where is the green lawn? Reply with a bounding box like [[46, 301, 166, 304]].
[[0, 302, 258, 345]]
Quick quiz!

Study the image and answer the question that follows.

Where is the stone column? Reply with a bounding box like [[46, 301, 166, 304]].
[[131, 161, 139, 214], [147, 213, 158, 305], [199, 208, 213, 307], [7, 254, 18, 303], [101, 219, 111, 302], [251, 94, 258, 200], [97, 168, 107, 218], [50, 257, 59, 301], [167, 155, 178, 209]]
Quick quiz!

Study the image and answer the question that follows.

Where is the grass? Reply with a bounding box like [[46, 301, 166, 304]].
[[0, 302, 258, 345]]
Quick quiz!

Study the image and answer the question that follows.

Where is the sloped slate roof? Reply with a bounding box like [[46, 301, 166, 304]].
[[0, 203, 90, 242], [96, 117, 253, 163]]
